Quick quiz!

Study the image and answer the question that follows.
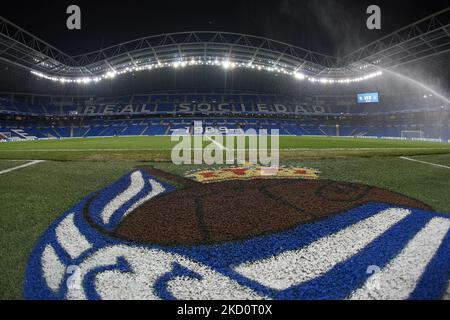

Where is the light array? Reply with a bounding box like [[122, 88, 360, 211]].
[[30, 58, 383, 85]]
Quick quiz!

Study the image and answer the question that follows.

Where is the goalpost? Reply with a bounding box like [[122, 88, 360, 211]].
[[401, 130, 424, 140]]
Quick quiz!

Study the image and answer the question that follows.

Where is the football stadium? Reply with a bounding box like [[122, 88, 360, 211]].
[[0, 1, 449, 302]]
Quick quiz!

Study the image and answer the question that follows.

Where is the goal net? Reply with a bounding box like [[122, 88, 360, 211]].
[[401, 130, 424, 140]]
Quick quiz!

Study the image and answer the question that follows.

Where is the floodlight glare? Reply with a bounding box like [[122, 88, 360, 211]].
[[222, 60, 231, 69], [30, 58, 383, 86]]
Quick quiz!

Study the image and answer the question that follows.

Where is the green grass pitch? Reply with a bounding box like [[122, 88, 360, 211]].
[[0, 136, 449, 161], [0, 136, 449, 299]]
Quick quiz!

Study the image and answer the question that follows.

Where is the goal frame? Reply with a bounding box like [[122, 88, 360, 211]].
[[401, 130, 424, 140]]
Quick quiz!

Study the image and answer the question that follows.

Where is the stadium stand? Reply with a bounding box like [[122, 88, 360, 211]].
[[0, 91, 448, 141]]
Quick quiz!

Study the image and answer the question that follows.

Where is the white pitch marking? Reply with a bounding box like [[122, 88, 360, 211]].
[[349, 217, 450, 300], [400, 157, 450, 169], [56, 213, 92, 260], [234, 208, 411, 290], [0, 160, 45, 175], [205, 135, 231, 151], [101, 171, 145, 225]]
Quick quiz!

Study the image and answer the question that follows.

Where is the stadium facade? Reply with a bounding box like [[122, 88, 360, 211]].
[[0, 9, 449, 142]]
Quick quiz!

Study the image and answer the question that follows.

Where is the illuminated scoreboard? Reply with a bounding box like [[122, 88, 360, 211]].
[[357, 92, 379, 104]]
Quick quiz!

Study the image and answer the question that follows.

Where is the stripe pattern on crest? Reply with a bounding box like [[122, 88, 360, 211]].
[[24, 170, 450, 300]]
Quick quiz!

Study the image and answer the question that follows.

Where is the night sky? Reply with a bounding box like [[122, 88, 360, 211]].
[[2, 0, 449, 56]]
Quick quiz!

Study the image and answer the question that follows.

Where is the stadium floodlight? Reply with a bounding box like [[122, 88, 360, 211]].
[[106, 71, 117, 79], [294, 72, 305, 80], [30, 59, 383, 86], [222, 60, 235, 69]]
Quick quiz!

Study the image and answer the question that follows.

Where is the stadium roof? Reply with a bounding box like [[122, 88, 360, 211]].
[[0, 7, 449, 84]]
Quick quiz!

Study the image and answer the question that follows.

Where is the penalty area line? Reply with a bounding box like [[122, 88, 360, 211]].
[[0, 160, 45, 176], [204, 135, 231, 151], [399, 157, 450, 170]]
